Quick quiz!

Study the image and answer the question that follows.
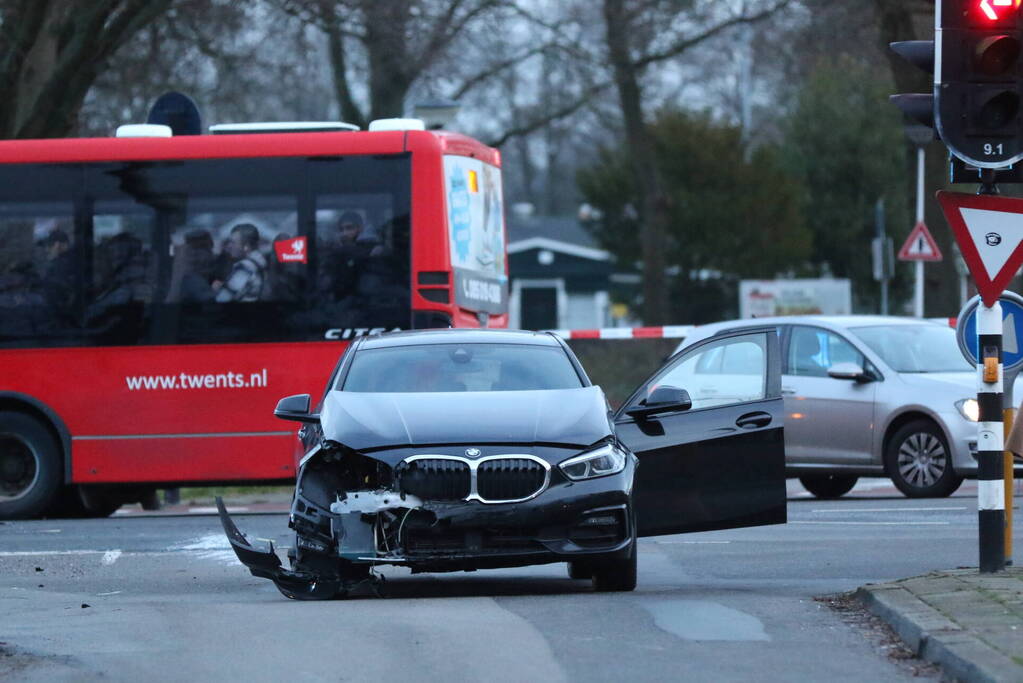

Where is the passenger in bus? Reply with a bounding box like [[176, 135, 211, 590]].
[[39, 229, 79, 316], [214, 222, 267, 302], [167, 229, 216, 303], [89, 232, 153, 312], [0, 260, 50, 337], [322, 211, 383, 300]]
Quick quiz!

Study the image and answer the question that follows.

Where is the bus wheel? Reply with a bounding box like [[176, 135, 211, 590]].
[[0, 412, 62, 519]]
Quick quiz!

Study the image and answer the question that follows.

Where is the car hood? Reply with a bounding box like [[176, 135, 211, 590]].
[[319, 386, 612, 451]]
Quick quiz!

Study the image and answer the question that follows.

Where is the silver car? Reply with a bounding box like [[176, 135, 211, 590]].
[[676, 315, 1021, 498]]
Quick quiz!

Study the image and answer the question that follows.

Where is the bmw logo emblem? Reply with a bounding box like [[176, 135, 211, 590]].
[[465, 448, 481, 457]]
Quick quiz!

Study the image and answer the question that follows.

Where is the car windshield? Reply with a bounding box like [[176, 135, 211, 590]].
[[849, 324, 971, 373], [340, 343, 584, 392]]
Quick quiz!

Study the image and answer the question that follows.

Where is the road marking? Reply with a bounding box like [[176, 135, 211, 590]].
[[790, 521, 949, 526], [97, 591, 122, 596], [656, 540, 731, 544], [101, 550, 122, 565], [186, 506, 249, 514], [810, 507, 968, 513], [0, 550, 107, 556]]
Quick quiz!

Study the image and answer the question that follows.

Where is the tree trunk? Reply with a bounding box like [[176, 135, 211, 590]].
[[362, 0, 413, 120], [603, 0, 670, 325]]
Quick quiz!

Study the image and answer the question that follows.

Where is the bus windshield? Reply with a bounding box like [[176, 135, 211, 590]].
[[0, 155, 411, 347]]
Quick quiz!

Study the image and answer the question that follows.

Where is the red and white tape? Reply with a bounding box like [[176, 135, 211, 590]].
[[547, 325, 695, 340]]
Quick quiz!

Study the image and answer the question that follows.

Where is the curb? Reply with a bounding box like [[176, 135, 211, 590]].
[[856, 584, 1022, 682]]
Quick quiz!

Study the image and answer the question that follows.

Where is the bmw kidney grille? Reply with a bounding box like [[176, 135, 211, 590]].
[[397, 455, 549, 503]]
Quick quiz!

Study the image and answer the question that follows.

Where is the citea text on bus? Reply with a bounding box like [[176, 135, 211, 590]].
[[324, 327, 401, 340]]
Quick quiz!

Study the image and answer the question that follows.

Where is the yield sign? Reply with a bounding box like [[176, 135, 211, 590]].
[[897, 221, 942, 262], [937, 191, 1023, 306]]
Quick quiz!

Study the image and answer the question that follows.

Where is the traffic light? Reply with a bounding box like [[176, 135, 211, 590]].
[[936, 0, 1023, 168], [890, 40, 937, 131]]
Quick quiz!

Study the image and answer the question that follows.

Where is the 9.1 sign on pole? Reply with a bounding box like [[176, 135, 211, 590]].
[[936, 0, 1023, 168]]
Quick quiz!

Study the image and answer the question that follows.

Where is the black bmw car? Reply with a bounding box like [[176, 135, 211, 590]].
[[218, 327, 786, 599]]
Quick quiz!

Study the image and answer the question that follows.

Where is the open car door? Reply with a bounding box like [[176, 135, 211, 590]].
[[615, 327, 786, 537]]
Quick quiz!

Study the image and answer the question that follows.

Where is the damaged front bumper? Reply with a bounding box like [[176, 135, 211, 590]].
[[216, 497, 343, 600]]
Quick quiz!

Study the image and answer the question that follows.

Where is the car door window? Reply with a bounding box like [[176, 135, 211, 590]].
[[632, 333, 767, 411], [787, 326, 865, 376]]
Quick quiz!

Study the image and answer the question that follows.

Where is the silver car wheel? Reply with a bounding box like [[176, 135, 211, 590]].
[[896, 432, 947, 488]]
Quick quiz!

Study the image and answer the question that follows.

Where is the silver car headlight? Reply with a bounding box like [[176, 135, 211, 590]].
[[956, 398, 979, 422], [560, 443, 627, 481]]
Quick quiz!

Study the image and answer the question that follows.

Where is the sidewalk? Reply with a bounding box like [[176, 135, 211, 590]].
[[858, 568, 1023, 682]]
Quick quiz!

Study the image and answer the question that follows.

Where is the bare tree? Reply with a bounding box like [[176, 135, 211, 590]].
[[0, 0, 174, 138], [279, 0, 513, 127], [80, 1, 328, 135], [600, 0, 790, 324]]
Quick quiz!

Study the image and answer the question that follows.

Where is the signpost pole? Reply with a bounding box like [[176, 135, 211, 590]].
[[915, 146, 925, 317], [1003, 369, 1016, 566], [977, 302, 1006, 573], [876, 198, 888, 316]]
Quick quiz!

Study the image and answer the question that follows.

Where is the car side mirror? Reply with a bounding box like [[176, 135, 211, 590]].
[[274, 394, 319, 423], [626, 386, 693, 419], [827, 362, 869, 382]]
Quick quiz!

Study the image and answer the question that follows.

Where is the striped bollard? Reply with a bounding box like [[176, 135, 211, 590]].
[[977, 302, 1006, 573]]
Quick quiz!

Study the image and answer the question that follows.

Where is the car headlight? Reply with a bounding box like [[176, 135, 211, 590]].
[[956, 398, 979, 422], [560, 443, 627, 481]]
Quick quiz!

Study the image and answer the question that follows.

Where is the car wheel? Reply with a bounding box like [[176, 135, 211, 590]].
[[885, 420, 963, 498], [567, 561, 592, 580], [591, 541, 637, 592], [0, 412, 62, 520], [798, 474, 858, 499]]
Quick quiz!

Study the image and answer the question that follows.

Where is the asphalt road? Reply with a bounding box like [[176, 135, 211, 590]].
[[1, 480, 1019, 682]]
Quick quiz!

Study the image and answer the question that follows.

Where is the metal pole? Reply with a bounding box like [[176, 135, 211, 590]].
[[914, 147, 925, 317], [876, 198, 888, 315], [978, 302, 1006, 572], [1003, 370, 1016, 566]]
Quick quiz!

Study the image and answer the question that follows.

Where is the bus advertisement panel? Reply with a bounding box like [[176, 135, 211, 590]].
[[444, 156, 508, 314], [0, 127, 507, 518]]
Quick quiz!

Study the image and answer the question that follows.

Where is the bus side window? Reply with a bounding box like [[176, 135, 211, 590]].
[[86, 210, 157, 341], [0, 212, 79, 342]]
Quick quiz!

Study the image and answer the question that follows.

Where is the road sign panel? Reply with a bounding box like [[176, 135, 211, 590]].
[[898, 221, 942, 261], [956, 292, 1023, 372], [937, 191, 1023, 306]]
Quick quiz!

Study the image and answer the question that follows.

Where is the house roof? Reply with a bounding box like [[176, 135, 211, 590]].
[[506, 214, 609, 262], [506, 214, 600, 249]]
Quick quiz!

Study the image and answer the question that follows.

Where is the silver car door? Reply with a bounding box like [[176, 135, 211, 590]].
[[783, 325, 878, 466]]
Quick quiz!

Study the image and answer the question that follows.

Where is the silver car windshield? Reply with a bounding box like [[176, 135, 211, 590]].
[[850, 324, 971, 373], [341, 343, 584, 392]]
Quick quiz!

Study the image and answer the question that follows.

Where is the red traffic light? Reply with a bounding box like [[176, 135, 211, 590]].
[[976, 0, 1021, 23]]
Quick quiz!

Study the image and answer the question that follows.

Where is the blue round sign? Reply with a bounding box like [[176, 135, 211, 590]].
[[956, 292, 1023, 372]]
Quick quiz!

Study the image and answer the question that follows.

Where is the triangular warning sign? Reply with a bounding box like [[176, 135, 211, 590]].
[[897, 221, 942, 262], [937, 191, 1023, 306]]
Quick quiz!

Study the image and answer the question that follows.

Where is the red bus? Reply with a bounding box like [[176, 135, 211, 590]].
[[0, 121, 508, 518]]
